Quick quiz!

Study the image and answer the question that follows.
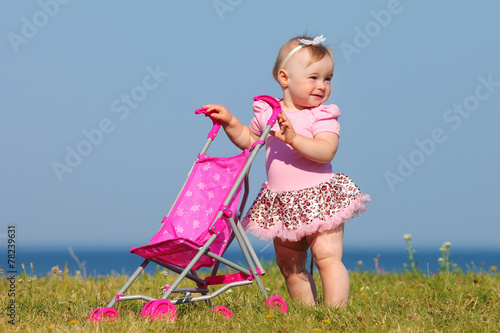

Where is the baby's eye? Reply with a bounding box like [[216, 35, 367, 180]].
[[309, 76, 317, 80]]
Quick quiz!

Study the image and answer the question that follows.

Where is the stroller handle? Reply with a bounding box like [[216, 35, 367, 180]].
[[195, 95, 281, 140], [253, 95, 282, 127], [195, 108, 221, 140]]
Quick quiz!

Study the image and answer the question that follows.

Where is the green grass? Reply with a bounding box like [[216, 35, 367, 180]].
[[1, 260, 499, 332]]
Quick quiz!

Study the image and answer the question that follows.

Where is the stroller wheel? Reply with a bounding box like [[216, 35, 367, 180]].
[[141, 300, 155, 318], [211, 305, 233, 318], [148, 299, 177, 321], [265, 296, 288, 313], [88, 307, 119, 323]]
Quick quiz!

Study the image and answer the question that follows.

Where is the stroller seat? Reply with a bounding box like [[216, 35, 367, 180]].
[[131, 150, 249, 270]]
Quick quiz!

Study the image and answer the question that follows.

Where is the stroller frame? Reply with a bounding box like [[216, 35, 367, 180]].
[[89, 95, 287, 322]]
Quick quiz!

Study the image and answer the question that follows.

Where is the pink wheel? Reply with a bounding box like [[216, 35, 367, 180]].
[[265, 296, 288, 313], [88, 307, 119, 323], [148, 299, 177, 321], [141, 300, 155, 318], [212, 305, 233, 318]]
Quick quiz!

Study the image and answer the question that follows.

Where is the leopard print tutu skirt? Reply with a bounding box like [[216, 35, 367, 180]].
[[242, 173, 370, 242]]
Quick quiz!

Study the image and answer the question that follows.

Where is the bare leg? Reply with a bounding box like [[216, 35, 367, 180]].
[[308, 224, 349, 309], [274, 237, 317, 305]]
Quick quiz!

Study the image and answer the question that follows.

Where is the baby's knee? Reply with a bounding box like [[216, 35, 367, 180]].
[[275, 256, 307, 277], [313, 252, 342, 269]]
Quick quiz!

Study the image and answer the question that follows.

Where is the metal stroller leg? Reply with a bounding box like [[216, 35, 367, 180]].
[[161, 234, 218, 299], [236, 221, 266, 274], [226, 216, 268, 298], [191, 270, 213, 308], [106, 259, 149, 307]]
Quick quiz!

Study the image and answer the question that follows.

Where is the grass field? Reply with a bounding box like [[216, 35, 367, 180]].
[[1, 254, 499, 333], [1, 238, 499, 332]]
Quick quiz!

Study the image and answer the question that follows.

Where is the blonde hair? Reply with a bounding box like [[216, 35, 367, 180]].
[[272, 36, 333, 81]]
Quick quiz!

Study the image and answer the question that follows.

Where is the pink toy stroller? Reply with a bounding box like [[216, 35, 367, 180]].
[[89, 95, 288, 322]]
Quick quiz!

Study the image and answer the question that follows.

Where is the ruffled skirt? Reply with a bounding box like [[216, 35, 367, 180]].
[[242, 173, 370, 242]]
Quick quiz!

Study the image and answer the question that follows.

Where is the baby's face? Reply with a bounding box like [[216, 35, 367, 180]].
[[285, 50, 334, 110]]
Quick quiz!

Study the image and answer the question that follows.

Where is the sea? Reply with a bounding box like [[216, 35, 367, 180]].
[[8, 244, 499, 278]]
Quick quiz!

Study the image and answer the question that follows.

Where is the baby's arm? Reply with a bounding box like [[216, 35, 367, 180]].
[[272, 111, 339, 163], [201, 104, 259, 150], [293, 132, 339, 163]]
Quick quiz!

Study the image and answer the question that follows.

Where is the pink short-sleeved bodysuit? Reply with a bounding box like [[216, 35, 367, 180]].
[[242, 98, 370, 242], [249, 99, 340, 192]]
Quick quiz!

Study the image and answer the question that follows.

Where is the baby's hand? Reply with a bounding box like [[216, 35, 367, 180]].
[[201, 104, 233, 127], [270, 111, 297, 145]]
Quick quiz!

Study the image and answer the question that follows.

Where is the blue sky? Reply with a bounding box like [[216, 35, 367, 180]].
[[1, 1, 499, 253]]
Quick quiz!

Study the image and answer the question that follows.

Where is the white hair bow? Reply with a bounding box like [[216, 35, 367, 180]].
[[297, 35, 326, 45]]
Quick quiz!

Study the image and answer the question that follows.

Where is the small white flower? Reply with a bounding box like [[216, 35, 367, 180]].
[[193, 220, 200, 228], [190, 205, 200, 212], [197, 182, 206, 190], [175, 226, 184, 233], [186, 190, 192, 197], [213, 174, 220, 181], [208, 191, 214, 199], [403, 234, 412, 241]]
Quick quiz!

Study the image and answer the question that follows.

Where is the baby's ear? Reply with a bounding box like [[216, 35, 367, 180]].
[[277, 69, 289, 87]]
